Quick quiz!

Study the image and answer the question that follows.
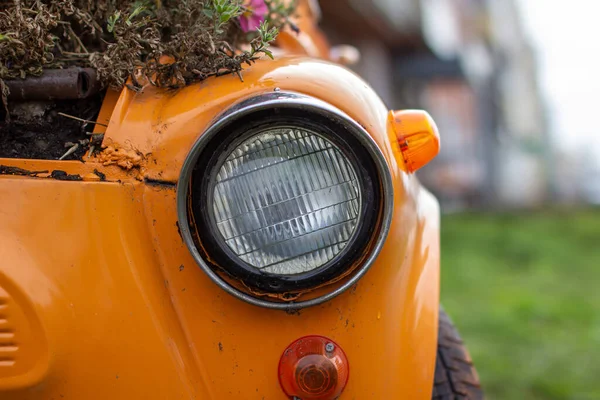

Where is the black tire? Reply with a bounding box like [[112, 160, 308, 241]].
[[432, 309, 484, 400]]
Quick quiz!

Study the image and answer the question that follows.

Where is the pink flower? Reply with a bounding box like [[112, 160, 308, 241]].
[[239, 0, 269, 32]]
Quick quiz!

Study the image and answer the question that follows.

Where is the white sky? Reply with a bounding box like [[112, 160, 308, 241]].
[[518, 0, 600, 157]]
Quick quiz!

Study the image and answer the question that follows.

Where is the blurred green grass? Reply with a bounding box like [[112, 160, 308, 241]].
[[441, 209, 600, 400]]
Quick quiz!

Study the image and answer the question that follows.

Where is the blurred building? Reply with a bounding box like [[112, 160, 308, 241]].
[[320, 0, 549, 210]]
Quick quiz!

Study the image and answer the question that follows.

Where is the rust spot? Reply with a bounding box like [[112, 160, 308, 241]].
[[51, 170, 82, 181], [218, 342, 223, 352], [144, 177, 176, 188], [93, 169, 106, 181], [175, 221, 182, 239], [0, 165, 48, 176], [285, 308, 301, 316]]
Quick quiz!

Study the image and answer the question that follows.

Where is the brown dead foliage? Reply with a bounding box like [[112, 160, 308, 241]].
[[0, 0, 295, 94]]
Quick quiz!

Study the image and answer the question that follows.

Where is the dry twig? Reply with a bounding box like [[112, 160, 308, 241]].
[[57, 112, 108, 127]]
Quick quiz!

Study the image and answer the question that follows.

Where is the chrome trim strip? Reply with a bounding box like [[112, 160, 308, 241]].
[[177, 91, 394, 310]]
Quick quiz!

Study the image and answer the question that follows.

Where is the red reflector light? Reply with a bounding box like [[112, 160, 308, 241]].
[[278, 336, 349, 400]]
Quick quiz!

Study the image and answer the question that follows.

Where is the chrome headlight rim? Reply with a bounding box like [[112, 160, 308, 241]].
[[177, 92, 394, 310], [191, 114, 377, 293]]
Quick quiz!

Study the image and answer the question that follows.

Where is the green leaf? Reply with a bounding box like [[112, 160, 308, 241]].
[[263, 49, 274, 59], [128, 5, 146, 22], [219, 11, 231, 23], [107, 11, 121, 33]]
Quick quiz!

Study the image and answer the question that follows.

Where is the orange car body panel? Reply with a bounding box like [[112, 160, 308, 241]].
[[0, 6, 440, 399]]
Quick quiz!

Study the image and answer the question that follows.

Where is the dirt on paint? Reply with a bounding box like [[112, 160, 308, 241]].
[[0, 96, 102, 160]]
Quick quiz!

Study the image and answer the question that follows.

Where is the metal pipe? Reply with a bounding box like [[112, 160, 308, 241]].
[[5, 68, 102, 101]]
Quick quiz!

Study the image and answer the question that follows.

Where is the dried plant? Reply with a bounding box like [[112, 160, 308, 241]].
[[0, 0, 296, 96]]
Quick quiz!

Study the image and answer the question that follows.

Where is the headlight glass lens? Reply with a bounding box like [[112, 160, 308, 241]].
[[211, 127, 362, 275]]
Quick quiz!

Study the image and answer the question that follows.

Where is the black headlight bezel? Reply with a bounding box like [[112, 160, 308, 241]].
[[189, 110, 382, 293], [177, 92, 394, 310]]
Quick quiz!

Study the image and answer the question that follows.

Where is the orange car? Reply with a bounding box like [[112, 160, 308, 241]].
[[0, 1, 482, 399]]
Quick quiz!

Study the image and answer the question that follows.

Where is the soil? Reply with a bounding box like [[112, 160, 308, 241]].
[[0, 94, 103, 160]]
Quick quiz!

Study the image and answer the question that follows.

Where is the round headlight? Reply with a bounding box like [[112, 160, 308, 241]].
[[179, 92, 393, 308], [211, 127, 362, 276]]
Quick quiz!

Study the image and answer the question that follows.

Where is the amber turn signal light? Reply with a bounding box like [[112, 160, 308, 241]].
[[388, 110, 440, 173], [278, 336, 349, 400]]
